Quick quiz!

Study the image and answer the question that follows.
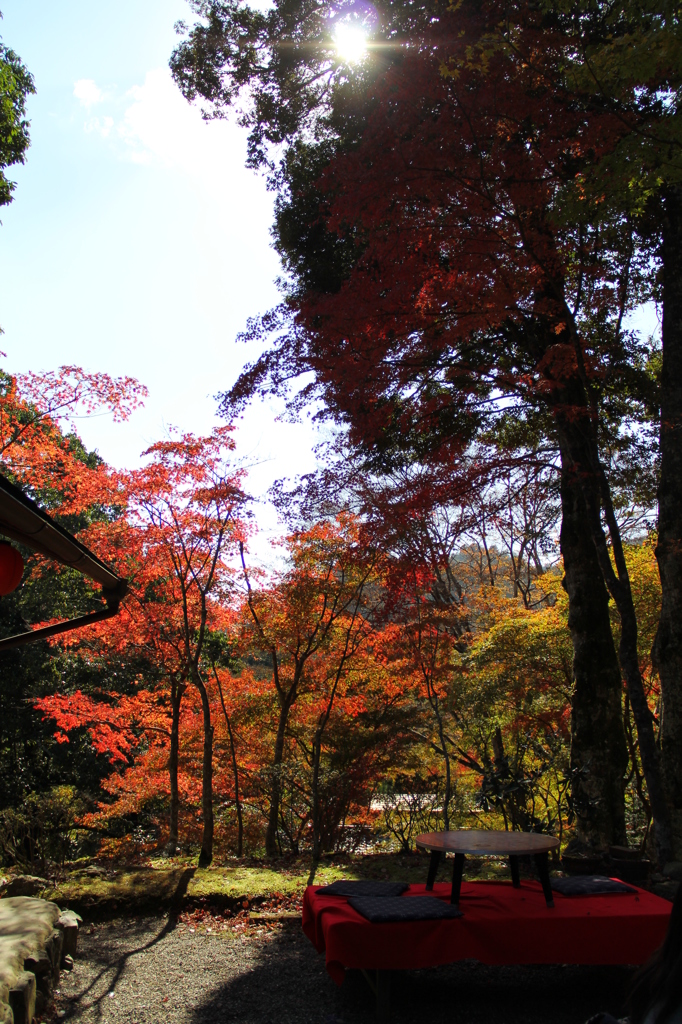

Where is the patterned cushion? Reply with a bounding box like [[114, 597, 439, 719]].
[[348, 895, 463, 923], [551, 876, 636, 896], [315, 880, 409, 898]]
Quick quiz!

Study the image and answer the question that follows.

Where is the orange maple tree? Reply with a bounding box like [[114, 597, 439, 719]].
[[37, 426, 248, 863], [238, 516, 384, 858]]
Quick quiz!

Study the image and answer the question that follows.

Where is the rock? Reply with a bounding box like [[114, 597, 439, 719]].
[[0, 876, 48, 898], [651, 879, 679, 902], [84, 865, 105, 877], [563, 837, 606, 858], [561, 838, 608, 876], [0, 897, 62, 1024], [57, 912, 80, 959], [46, 928, 63, 981], [610, 855, 651, 884], [663, 862, 682, 881], [62, 953, 74, 971], [23, 949, 51, 977], [8, 971, 36, 1024]]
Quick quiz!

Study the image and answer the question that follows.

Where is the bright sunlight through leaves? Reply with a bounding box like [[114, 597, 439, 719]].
[[333, 21, 369, 62]]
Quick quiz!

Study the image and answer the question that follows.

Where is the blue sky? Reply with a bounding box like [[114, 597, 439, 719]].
[[0, 0, 320, 549]]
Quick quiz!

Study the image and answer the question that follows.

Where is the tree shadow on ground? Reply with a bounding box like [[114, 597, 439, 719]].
[[64, 914, 179, 1018], [187, 924, 635, 1024]]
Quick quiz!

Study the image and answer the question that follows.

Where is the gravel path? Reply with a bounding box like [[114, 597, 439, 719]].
[[54, 915, 634, 1024]]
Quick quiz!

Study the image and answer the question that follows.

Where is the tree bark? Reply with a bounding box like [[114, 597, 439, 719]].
[[226, 713, 243, 858], [214, 667, 243, 857], [428, 685, 452, 832], [559, 449, 628, 850], [265, 690, 296, 857], [310, 731, 323, 864], [165, 681, 184, 856], [654, 183, 682, 860], [195, 675, 214, 868], [557, 406, 673, 865]]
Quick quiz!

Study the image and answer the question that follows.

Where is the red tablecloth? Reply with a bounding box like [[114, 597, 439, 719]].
[[302, 881, 671, 985]]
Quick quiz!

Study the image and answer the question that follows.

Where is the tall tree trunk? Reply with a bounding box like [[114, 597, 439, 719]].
[[195, 676, 214, 868], [559, 449, 628, 851], [429, 690, 452, 832], [265, 693, 295, 857], [310, 731, 323, 866], [308, 640, 361, 882], [226, 713, 243, 858], [214, 667, 243, 857], [537, 307, 671, 859], [165, 681, 184, 856], [654, 183, 682, 861], [558, 409, 673, 865]]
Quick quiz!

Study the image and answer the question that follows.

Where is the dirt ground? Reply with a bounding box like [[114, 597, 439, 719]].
[[53, 913, 634, 1024]]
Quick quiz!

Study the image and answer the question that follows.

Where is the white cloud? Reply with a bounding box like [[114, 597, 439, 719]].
[[75, 69, 263, 191], [116, 68, 250, 187], [74, 78, 103, 108], [84, 115, 114, 138]]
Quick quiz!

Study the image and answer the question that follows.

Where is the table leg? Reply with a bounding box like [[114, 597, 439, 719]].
[[509, 854, 520, 888], [534, 852, 554, 907], [376, 970, 391, 1023], [451, 852, 465, 907], [425, 849, 440, 890]]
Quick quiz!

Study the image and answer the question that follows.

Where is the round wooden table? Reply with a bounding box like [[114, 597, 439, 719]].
[[416, 830, 560, 908]]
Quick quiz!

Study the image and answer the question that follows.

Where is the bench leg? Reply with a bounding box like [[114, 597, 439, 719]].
[[535, 852, 554, 907], [509, 854, 520, 888], [451, 852, 465, 907], [376, 970, 391, 1023], [426, 849, 440, 890]]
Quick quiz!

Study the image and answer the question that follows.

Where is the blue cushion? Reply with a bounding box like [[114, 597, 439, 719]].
[[551, 876, 636, 896], [316, 880, 409, 898], [348, 895, 463, 922]]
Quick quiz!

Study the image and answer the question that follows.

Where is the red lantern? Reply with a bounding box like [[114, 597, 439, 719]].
[[0, 541, 24, 595]]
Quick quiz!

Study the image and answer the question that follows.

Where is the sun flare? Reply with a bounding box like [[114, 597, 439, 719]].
[[333, 22, 369, 62]]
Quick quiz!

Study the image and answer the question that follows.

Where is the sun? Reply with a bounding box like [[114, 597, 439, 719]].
[[333, 21, 369, 63]]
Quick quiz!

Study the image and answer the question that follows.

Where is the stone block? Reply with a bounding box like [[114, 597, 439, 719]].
[[56, 913, 79, 959], [23, 950, 51, 978], [0, 897, 61, 1024], [0, 877, 48, 899], [57, 910, 81, 926], [59, 923, 78, 960], [23, 949, 52, 1001], [9, 970, 36, 1024], [46, 929, 63, 981]]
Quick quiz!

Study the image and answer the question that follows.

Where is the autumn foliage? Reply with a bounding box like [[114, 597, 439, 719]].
[[0, 354, 658, 864]]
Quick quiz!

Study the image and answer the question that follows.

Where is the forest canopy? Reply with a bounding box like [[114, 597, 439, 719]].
[[2, 0, 682, 878]]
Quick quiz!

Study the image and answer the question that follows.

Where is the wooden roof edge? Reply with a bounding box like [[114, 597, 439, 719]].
[[0, 471, 127, 603]]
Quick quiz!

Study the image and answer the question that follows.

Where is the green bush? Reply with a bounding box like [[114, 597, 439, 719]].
[[0, 785, 84, 871]]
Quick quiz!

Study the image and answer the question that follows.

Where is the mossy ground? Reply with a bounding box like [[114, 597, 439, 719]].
[[23, 850, 532, 918]]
